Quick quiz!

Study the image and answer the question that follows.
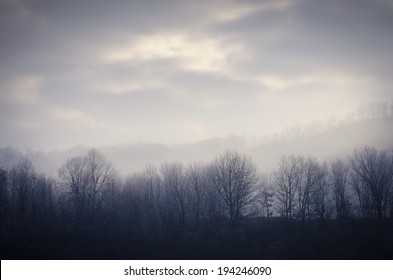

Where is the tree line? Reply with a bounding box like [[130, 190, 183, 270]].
[[1, 146, 392, 258]]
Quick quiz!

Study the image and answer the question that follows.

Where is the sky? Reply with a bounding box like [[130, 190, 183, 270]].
[[1, 0, 393, 151]]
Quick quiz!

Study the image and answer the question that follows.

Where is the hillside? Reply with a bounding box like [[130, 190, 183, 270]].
[[1, 115, 392, 177]]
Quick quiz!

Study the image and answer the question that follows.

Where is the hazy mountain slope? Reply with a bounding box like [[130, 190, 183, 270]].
[[250, 116, 393, 173], [1, 116, 392, 177]]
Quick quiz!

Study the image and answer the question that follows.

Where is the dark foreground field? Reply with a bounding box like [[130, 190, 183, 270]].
[[1, 218, 392, 260]]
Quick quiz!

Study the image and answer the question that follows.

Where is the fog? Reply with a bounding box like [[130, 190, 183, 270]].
[[2, 0, 393, 260], [1, 106, 393, 259], [1, 103, 392, 178]]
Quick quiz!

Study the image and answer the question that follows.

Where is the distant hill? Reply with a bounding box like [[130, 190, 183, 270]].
[[250, 115, 393, 173], [1, 115, 392, 177]]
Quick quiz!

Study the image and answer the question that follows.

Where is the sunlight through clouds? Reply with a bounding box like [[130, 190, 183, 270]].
[[100, 33, 244, 74]]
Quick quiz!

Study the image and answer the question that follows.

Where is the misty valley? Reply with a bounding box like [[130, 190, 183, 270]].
[[1, 146, 392, 259]]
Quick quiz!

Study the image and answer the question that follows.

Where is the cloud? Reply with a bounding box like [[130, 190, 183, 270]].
[[4, 75, 43, 105], [89, 75, 166, 95], [194, 0, 293, 23], [1, 0, 392, 150], [254, 72, 375, 91], [100, 32, 244, 74], [49, 107, 106, 129]]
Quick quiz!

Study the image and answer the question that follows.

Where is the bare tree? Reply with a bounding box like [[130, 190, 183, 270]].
[[122, 173, 145, 230], [331, 159, 351, 221], [9, 157, 36, 226], [185, 162, 208, 227], [125, 165, 162, 232], [257, 175, 274, 219], [0, 167, 8, 229], [30, 173, 55, 229], [295, 156, 320, 222], [140, 165, 162, 231], [311, 162, 331, 221], [350, 146, 393, 221], [274, 155, 301, 221], [275, 156, 333, 222], [85, 148, 116, 220], [184, 162, 222, 226], [100, 172, 122, 229], [58, 155, 89, 222], [209, 150, 258, 221], [59, 148, 116, 226], [161, 162, 187, 227], [351, 171, 373, 218], [294, 157, 334, 222]]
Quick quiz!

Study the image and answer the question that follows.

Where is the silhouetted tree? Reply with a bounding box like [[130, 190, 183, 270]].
[[185, 163, 208, 227], [257, 176, 274, 219], [311, 162, 331, 221], [9, 157, 36, 228], [0, 167, 8, 229], [209, 150, 258, 221], [58, 155, 89, 225], [59, 148, 116, 228], [161, 162, 187, 227], [295, 156, 319, 222], [331, 159, 351, 222], [3, 145, 393, 260], [140, 165, 162, 231], [274, 155, 301, 221], [100, 172, 122, 230], [122, 165, 162, 233], [30, 173, 55, 228], [85, 148, 116, 221], [350, 146, 393, 222], [122, 173, 145, 231]]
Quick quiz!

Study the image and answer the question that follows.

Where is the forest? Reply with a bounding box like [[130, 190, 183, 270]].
[[1, 146, 392, 259]]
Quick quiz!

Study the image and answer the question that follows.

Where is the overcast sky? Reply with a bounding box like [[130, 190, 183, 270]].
[[1, 0, 392, 151]]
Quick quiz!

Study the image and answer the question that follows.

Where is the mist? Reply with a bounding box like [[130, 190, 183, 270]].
[[1, 0, 393, 260], [1, 102, 392, 178]]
